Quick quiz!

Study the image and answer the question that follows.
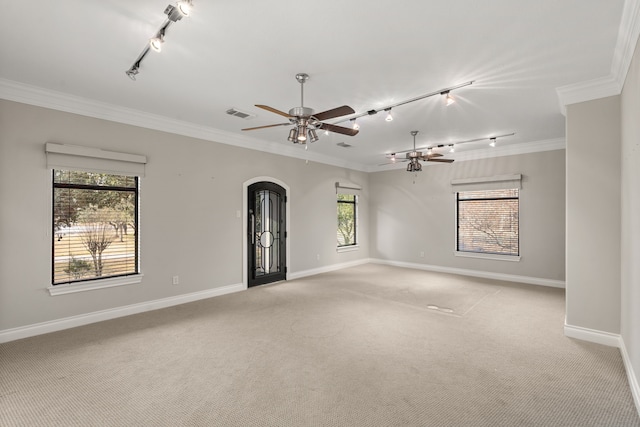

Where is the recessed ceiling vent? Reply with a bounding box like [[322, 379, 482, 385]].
[[226, 108, 255, 119], [337, 142, 352, 148]]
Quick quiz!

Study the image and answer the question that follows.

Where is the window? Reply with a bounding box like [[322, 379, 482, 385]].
[[45, 143, 146, 294], [456, 188, 519, 256], [52, 170, 139, 285], [337, 194, 357, 247]]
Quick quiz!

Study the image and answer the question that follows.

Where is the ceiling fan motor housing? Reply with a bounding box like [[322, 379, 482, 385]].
[[289, 106, 315, 117]]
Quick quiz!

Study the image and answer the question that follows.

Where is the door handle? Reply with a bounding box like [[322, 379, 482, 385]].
[[250, 213, 255, 245]]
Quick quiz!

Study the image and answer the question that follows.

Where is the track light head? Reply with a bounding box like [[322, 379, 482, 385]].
[[441, 90, 455, 106], [149, 37, 163, 52], [125, 65, 140, 80], [489, 138, 496, 147], [385, 108, 393, 122], [352, 119, 360, 130], [177, 0, 193, 16], [165, 2, 192, 22]]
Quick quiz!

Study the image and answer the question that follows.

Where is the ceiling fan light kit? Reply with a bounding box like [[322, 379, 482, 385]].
[[242, 73, 358, 144]]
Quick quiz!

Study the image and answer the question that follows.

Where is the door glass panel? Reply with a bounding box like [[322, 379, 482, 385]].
[[249, 183, 285, 286]]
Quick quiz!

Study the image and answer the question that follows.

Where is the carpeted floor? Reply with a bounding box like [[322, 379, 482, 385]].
[[1, 264, 638, 426]]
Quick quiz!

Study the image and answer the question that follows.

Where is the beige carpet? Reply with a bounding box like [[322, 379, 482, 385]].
[[1, 264, 638, 426]]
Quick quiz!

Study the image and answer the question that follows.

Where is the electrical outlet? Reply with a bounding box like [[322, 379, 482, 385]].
[[172, 276, 179, 285], [420, 251, 425, 258]]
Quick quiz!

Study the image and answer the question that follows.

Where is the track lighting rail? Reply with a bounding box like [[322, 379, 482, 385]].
[[125, 1, 193, 80], [334, 80, 475, 124]]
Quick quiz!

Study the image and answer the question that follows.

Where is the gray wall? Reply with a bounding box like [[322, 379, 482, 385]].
[[0, 100, 369, 331], [368, 150, 566, 281], [621, 36, 640, 402], [565, 96, 621, 334]]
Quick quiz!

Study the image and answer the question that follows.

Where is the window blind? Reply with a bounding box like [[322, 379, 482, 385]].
[[46, 142, 147, 177], [451, 174, 521, 192], [335, 181, 362, 195]]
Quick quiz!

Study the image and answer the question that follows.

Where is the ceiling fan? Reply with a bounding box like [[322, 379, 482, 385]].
[[242, 73, 359, 144], [383, 131, 455, 171]]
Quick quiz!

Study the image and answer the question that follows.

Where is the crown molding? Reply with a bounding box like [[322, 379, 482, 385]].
[[0, 78, 369, 172], [556, 0, 640, 115], [451, 138, 565, 162], [556, 75, 621, 116], [612, 0, 640, 86]]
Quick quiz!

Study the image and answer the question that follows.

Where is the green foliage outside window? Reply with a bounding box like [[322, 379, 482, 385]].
[[337, 194, 356, 247], [53, 170, 138, 284]]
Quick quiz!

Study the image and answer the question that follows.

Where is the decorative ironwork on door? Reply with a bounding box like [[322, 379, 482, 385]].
[[248, 182, 286, 287]]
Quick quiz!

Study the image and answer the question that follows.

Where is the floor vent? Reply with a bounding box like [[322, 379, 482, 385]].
[[226, 108, 255, 119]]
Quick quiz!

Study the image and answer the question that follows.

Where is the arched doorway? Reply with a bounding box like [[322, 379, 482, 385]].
[[246, 181, 287, 287]]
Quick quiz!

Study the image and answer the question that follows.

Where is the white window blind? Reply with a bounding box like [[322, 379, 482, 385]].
[[451, 174, 521, 192], [335, 181, 362, 195], [46, 142, 147, 177]]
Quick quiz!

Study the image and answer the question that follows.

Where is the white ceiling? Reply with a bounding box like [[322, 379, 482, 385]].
[[0, 0, 629, 171]]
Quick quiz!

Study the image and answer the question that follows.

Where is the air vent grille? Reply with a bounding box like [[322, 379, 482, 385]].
[[226, 108, 255, 119]]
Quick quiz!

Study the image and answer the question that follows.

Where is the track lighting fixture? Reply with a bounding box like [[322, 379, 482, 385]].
[[335, 80, 474, 126], [125, 1, 193, 80], [489, 138, 496, 147], [449, 145, 455, 153], [149, 35, 163, 52], [441, 90, 455, 106], [177, 0, 192, 16], [352, 119, 360, 130]]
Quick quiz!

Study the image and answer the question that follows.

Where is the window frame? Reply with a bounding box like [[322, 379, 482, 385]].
[[49, 170, 143, 295], [454, 188, 521, 262], [337, 193, 359, 251]]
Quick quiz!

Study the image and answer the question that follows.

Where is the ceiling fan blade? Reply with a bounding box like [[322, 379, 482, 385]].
[[319, 123, 359, 136], [242, 123, 290, 131], [426, 153, 443, 158], [255, 105, 292, 118], [427, 158, 454, 163], [313, 105, 355, 121], [379, 159, 408, 165]]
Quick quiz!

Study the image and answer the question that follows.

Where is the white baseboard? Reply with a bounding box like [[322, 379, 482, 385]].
[[288, 258, 372, 281], [370, 258, 565, 288], [620, 338, 640, 416], [0, 283, 243, 344], [563, 322, 622, 348]]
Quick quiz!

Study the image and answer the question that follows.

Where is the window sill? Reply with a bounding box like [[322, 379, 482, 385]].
[[454, 251, 520, 262], [48, 274, 143, 296], [337, 245, 359, 253]]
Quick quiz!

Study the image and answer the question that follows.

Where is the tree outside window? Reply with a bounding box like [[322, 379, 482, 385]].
[[52, 170, 138, 284], [337, 194, 357, 247], [456, 188, 519, 256]]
